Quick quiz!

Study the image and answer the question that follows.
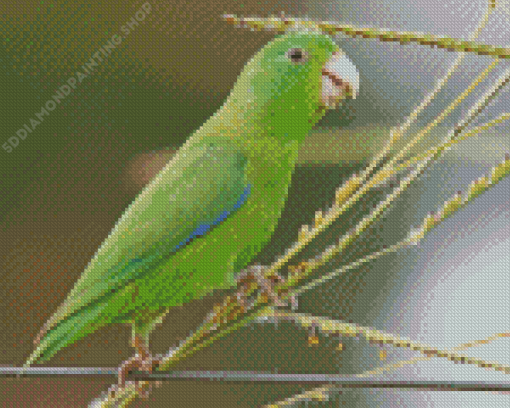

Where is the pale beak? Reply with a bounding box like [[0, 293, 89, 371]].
[[321, 51, 360, 108]]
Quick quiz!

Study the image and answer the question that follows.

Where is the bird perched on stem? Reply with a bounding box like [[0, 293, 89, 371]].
[[23, 30, 359, 395]]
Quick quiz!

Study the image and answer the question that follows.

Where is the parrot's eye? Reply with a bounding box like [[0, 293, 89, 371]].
[[286, 48, 308, 64]]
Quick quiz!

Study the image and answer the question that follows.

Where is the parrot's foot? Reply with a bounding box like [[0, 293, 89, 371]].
[[236, 264, 296, 311], [118, 353, 163, 398], [118, 335, 163, 398]]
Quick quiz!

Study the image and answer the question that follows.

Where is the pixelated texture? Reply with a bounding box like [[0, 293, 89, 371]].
[[0, 0, 509, 407]]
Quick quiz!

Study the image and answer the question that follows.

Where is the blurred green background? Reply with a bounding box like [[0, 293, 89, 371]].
[[1, 1, 509, 407]]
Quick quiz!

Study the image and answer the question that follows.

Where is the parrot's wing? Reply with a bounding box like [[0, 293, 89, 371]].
[[35, 138, 249, 347]]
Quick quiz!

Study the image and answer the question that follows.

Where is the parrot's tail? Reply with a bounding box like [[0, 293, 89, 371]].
[[22, 299, 114, 370]]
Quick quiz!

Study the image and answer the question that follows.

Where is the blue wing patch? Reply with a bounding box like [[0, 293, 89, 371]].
[[172, 183, 252, 251]]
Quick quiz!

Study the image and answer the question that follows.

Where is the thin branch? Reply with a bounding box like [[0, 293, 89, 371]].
[[392, 113, 510, 176], [360, 332, 510, 378], [222, 12, 510, 59], [380, 0, 493, 148], [264, 332, 510, 406], [259, 310, 510, 375], [366, 54, 502, 188], [381, 64, 510, 185]]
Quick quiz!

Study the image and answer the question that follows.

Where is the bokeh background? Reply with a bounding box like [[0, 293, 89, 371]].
[[0, 0, 509, 407]]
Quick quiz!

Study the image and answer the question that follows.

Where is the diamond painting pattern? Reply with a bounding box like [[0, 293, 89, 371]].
[[0, 1, 509, 407]]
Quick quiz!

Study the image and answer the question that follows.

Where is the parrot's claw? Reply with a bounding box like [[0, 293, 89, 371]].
[[236, 264, 289, 310], [118, 351, 163, 398]]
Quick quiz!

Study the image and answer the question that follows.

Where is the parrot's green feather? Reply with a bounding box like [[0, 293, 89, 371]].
[[25, 141, 250, 366], [25, 31, 355, 368], [46, 141, 248, 319]]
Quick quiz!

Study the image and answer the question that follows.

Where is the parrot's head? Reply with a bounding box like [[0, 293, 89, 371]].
[[228, 31, 360, 142]]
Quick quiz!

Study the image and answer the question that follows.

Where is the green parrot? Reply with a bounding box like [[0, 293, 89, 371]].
[[23, 31, 359, 390]]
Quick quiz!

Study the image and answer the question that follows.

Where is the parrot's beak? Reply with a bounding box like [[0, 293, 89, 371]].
[[321, 51, 360, 108]]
